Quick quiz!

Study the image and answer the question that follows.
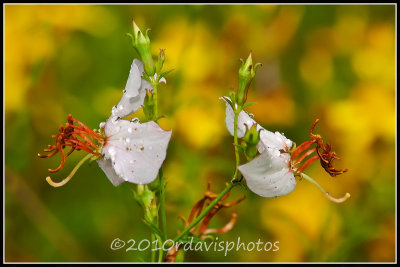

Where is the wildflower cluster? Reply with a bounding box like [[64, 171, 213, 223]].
[[221, 52, 350, 202], [38, 20, 350, 263]]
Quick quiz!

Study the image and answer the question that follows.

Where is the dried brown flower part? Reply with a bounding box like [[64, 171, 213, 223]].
[[38, 114, 104, 173]]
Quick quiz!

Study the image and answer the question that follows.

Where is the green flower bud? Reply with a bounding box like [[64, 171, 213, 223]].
[[128, 20, 156, 76], [134, 184, 159, 224], [237, 51, 261, 106], [243, 124, 261, 160]]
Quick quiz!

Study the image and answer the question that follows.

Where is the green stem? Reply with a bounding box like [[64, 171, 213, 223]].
[[233, 107, 241, 178], [159, 168, 167, 241], [46, 153, 92, 187], [300, 173, 351, 203], [151, 234, 156, 262], [172, 182, 237, 243], [152, 81, 158, 120], [156, 234, 163, 262]]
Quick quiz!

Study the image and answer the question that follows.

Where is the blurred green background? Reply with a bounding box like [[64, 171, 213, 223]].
[[5, 4, 395, 262]]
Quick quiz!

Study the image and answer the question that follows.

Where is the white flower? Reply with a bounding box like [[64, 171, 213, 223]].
[[237, 149, 296, 198], [221, 97, 295, 197], [97, 116, 171, 186], [221, 97, 292, 153], [98, 59, 171, 186], [222, 97, 350, 202], [111, 59, 166, 119]]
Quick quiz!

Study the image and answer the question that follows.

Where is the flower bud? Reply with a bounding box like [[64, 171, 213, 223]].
[[237, 52, 261, 106], [128, 20, 156, 76], [243, 124, 261, 159], [134, 184, 159, 224]]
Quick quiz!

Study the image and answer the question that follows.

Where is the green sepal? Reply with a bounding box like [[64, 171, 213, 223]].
[[158, 69, 174, 80], [242, 101, 256, 109]]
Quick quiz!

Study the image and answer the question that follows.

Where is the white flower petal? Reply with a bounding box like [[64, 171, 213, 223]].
[[112, 59, 153, 118], [222, 99, 259, 138], [100, 117, 172, 185], [97, 157, 125, 186], [258, 129, 293, 153], [238, 150, 296, 198], [134, 58, 145, 74]]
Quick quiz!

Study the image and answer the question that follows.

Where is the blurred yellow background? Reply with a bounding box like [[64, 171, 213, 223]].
[[5, 4, 395, 262]]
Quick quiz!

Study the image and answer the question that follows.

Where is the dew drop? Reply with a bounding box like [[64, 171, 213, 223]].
[[128, 127, 133, 133], [99, 122, 106, 128], [108, 147, 116, 156], [118, 105, 123, 110], [126, 138, 130, 143]]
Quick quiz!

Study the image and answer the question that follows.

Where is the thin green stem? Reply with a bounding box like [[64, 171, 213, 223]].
[[152, 81, 158, 120], [151, 234, 156, 262], [46, 153, 92, 187], [233, 108, 240, 167], [300, 173, 351, 203], [159, 168, 167, 241], [156, 234, 163, 262], [233, 107, 241, 179], [172, 182, 237, 243]]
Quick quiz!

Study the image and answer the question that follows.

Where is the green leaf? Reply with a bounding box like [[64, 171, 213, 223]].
[[159, 69, 174, 80], [242, 101, 256, 109]]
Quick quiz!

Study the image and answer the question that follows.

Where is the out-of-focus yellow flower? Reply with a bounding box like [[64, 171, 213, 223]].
[[260, 181, 342, 261], [5, 5, 115, 113], [366, 217, 395, 262], [332, 7, 368, 55], [151, 18, 191, 76], [352, 24, 395, 88], [325, 84, 395, 175], [246, 89, 295, 126], [300, 48, 333, 89], [175, 100, 224, 149], [262, 6, 304, 57]]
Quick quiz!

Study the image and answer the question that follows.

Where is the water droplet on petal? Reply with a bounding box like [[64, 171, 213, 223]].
[[108, 147, 116, 156], [99, 122, 106, 128], [128, 127, 133, 133], [126, 138, 130, 143]]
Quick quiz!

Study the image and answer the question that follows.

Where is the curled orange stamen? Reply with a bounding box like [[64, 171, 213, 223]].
[[309, 119, 348, 177], [290, 119, 348, 177], [38, 114, 104, 177]]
